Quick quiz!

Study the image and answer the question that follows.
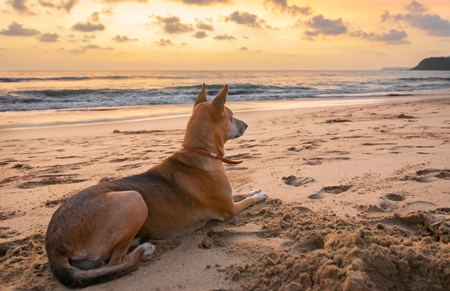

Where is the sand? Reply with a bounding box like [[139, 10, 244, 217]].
[[1, 96, 449, 291]]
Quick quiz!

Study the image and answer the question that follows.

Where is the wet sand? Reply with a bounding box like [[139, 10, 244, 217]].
[[1, 96, 449, 290]]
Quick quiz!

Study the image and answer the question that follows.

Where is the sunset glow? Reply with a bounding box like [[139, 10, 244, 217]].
[[1, 0, 449, 70]]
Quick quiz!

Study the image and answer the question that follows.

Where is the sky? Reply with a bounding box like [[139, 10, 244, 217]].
[[0, 0, 449, 70]]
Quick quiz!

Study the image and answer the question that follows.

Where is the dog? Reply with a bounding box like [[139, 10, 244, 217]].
[[45, 84, 268, 288]]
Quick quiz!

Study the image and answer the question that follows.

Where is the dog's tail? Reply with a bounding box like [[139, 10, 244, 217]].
[[49, 249, 144, 288]]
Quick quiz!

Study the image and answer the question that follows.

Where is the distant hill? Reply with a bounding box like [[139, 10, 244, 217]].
[[411, 57, 450, 70]]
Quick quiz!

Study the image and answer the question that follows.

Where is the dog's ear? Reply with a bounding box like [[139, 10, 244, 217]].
[[194, 83, 207, 107], [212, 84, 228, 119]]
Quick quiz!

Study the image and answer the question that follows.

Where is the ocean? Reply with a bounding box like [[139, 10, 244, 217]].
[[1, 70, 450, 112]]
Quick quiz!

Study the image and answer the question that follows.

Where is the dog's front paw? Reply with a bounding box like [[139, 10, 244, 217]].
[[248, 189, 262, 196], [253, 191, 268, 202], [140, 242, 156, 261]]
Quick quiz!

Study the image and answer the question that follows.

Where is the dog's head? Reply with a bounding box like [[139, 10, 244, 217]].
[[183, 84, 247, 151]]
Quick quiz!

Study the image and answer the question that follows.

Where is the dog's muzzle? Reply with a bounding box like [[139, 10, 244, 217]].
[[232, 119, 248, 139]]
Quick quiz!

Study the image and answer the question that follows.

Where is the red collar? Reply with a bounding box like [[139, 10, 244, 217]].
[[182, 146, 243, 165]]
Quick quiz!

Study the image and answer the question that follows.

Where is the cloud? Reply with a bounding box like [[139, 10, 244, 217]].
[[0, 22, 40, 36], [82, 34, 96, 42], [154, 39, 174, 46], [154, 15, 194, 34], [172, 0, 231, 5], [264, 0, 311, 16], [72, 22, 105, 32], [351, 29, 410, 44], [303, 15, 347, 36], [239, 46, 248, 50], [38, 0, 56, 8], [68, 48, 86, 54], [88, 12, 100, 22], [7, 0, 34, 15], [101, 7, 115, 16], [225, 11, 271, 29], [61, 0, 78, 13], [193, 31, 207, 39], [213, 34, 235, 40], [64, 34, 97, 43], [396, 13, 450, 37], [381, 11, 390, 22], [38, 0, 79, 13], [66, 34, 76, 42], [404, 0, 428, 13], [85, 44, 113, 50], [101, 0, 147, 3], [68, 44, 113, 54], [196, 18, 214, 31], [112, 35, 138, 42], [383, 1, 450, 37], [38, 33, 59, 42], [86, 9, 114, 23]]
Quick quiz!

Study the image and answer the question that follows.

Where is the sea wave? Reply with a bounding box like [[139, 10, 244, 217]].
[[0, 76, 132, 83], [0, 84, 318, 111], [2, 74, 445, 84], [1, 70, 450, 112], [398, 77, 450, 82], [0, 74, 211, 83]]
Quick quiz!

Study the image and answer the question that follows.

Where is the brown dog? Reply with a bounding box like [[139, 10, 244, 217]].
[[45, 84, 268, 288]]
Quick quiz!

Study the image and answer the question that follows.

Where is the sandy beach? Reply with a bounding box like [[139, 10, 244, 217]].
[[1, 96, 449, 291]]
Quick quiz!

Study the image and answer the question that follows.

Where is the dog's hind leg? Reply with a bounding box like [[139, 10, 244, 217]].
[[101, 191, 150, 266], [118, 242, 155, 266], [46, 190, 152, 288]]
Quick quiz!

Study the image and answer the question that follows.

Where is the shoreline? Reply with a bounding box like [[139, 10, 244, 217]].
[[1, 94, 448, 134]]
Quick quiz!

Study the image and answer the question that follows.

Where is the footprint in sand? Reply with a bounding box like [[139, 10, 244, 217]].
[[370, 211, 450, 243], [362, 142, 397, 146], [378, 193, 406, 212], [397, 113, 416, 119], [0, 211, 19, 221], [226, 153, 260, 160], [304, 157, 351, 166], [18, 175, 87, 189], [302, 139, 324, 150], [282, 175, 315, 187], [287, 147, 302, 152], [384, 193, 406, 202], [378, 193, 437, 212], [325, 118, 351, 123], [44, 197, 68, 208], [308, 185, 352, 199], [116, 164, 143, 171], [291, 205, 314, 213], [0, 226, 20, 239], [406, 200, 436, 211], [405, 168, 450, 183]]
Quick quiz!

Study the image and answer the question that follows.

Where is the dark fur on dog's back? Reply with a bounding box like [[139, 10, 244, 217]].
[[105, 158, 193, 203]]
